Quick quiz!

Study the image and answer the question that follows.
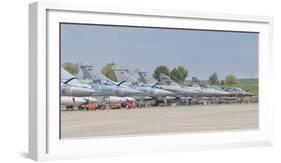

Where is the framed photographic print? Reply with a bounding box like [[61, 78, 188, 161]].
[[29, 1, 274, 161]]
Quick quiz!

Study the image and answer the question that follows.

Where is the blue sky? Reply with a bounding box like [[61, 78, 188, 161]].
[[61, 23, 258, 80]]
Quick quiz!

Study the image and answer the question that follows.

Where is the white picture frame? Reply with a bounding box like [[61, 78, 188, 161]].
[[29, 1, 274, 161]]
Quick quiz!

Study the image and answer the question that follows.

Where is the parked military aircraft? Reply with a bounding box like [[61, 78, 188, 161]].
[[136, 70, 230, 97], [112, 65, 174, 98], [136, 71, 206, 97], [62, 67, 141, 97], [157, 73, 206, 96], [62, 67, 139, 109], [192, 84, 231, 96], [79, 65, 141, 97], [224, 87, 254, 96]]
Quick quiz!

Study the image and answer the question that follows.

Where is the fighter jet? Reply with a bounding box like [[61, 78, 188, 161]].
[[112, 65, 174, 98], [156, 73, 204, 96], [79, 65, 141, 97], [192, 84, 231, 97], [224, 87, 254, 96], [62, 67, 140, 109], [136, 71, 205, 97], [62, 67, 141, 97], [136, 70, 230, 97]]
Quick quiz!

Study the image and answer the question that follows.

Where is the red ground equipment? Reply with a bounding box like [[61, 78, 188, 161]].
[[87, 102, 96, 111], [122, 101, 135, 109]]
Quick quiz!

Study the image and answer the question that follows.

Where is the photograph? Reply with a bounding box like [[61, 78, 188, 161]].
[[60, 23, 259, 139]]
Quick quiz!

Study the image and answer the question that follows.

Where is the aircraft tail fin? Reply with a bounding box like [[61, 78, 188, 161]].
[[80, 65, 110, 81], [61, 68, 81, 84], [61, 68, 74, 80], [159, 73, 180, 86], [79, 65, 95, 80], [112, 65, 138, 83], [136, 70, 158, 86]]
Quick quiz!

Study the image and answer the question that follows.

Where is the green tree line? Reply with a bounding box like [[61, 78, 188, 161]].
[[153, 65, 188, 82]]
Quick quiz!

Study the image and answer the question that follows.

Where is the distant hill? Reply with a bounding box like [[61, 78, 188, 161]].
[[239, 78, 258, 84]]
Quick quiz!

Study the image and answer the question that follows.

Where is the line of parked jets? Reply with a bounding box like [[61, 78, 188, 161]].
[[61, 64, 254, 110]]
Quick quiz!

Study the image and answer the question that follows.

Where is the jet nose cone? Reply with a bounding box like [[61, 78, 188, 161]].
[[71, 87, 95, 96]]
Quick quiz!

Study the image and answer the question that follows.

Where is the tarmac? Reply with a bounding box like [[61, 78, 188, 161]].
[[60, 103, 258, 139]]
